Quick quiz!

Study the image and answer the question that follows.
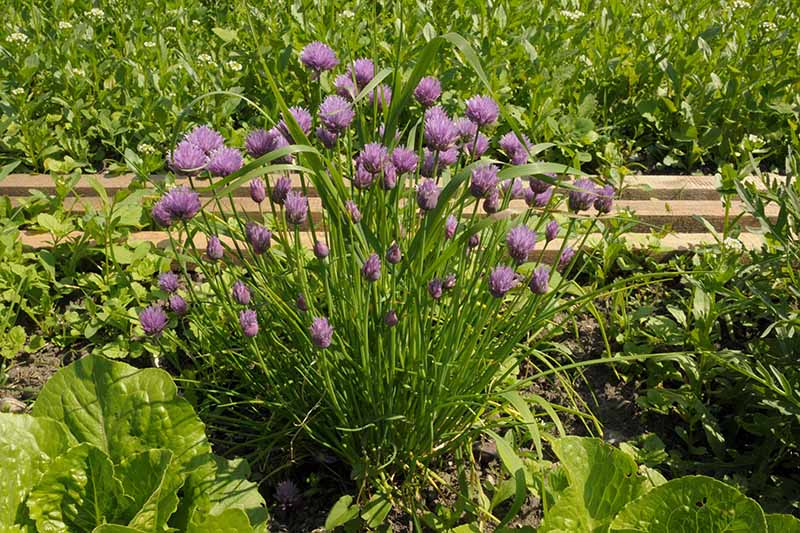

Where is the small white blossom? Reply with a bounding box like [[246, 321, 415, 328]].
[[760, 21, 778, 31], [579, 54, 593, 66], [226, 60, 242, 72], [723, 237, 744, 252], [137, 143, 156, 154], [192, 19, 201, 25], [198, 53, 213, 63], [341, 10, 355, 18], [86, 8, 105, 20], [144, 41, 156, 48], [6, 32, 29, 44], [747, 134, 765, 145], [560, 9, 585, 21], [68, 67, 86, 77], [11, 87, 25, 96], [731, 0, 750, 8], [58, 21, 73, 30], [165, 26, 177, 32]]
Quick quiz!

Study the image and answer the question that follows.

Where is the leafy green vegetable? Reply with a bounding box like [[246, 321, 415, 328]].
[[765, 513, 800, 532]]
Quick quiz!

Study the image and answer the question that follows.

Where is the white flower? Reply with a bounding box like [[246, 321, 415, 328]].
[[226, 60, 242, 72], [731, 0, 751, 8], [760, 21, 778, 31], [341, 10, 355, 18], [579, 54, 592, 66], [137, 143, 156, 154], [68, 67, 86, 77], [11, 87, 25, 96], [6, 32, 29, 44], [723, 237, 744, 252], [198, 53, 213, 63], [165, 26, 177, 32], [86, 7, 105, 20], [144, 41, 156, 48], [747, 134, 764, 145], [560, 9, 585, 21], [192, 19, 201, 25], [58, 21, 73, 30]]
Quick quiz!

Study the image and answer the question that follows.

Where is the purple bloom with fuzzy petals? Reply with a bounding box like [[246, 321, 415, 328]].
[[501, 178, 526, 199], [275, 480, 301, 507], [414, 76, 441, 107], [232, 280, 251, 305], [529, 266, 550, 294], [523, 188, 536, 207], [428, 278, 444, 300], [506, 225, 537, 264], [529, 177, 551, 194], [424, 106, 457, 151], [546, 220, 559, 242], [358, 143, 388, 174], [245, 222, 272, 254], [267, 127, 293, 164], [462, 133, 489, 159], [278, 107, 313, 142], [420, 147, 458, 177], [316, 126, 338, 149], [445, 215, 458, 240], [334, 74, 357, 100], [444, 273, 456, 290], [369, 84, 392, 111], [314, 241, 329, 259], [568, 179, 596, 213], [483, 189, 500, 214], [169, 294, 188, 315], [151, 200, 173, 227], [362, 253, 382, 282], [594, 184, 614, 214], [310, 316, 333, 348], [532, 187, 554, 208], [353, 164, 374, 189], [391, 148, 418, 174], [168, 140, 207, 175], [319, 95, 355, 133], [245, 129, 275, 158], [300, 41, 339, 74], [239, 309, 259, 337], [296, 293, 308, 312], [140, 305, 168, 336], [348, 58, 375, 89], [455, 117, 478, 142], [470, 164, 499, 198], [488, 266, 519, 298], [159, 272, 179, 293], [439, 146, 459, 166], [271, 176, 292, 205], [465, 95, 499, 127], [381, 162, 397, 190], [207, 147, 243, 177], [161, 186, 201, 222], [207, 235, 224, 260], [250, 178, 266, 203], [499, 132, 531, 165], [468, 233, 481, 249], [285, 191, 308, 225], [185, 125, 224, 154], [416, 179, 440, 211], [346, 200, 362, 223], [384, 309, 398, 327], [386, 242, 402, 264], [558, 246, 575, 271]]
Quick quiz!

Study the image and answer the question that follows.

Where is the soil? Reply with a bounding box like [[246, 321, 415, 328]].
[[0, 343, 76, 411]]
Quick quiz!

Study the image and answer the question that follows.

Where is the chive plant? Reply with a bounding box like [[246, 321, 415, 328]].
[[143, 36, 620, 498]]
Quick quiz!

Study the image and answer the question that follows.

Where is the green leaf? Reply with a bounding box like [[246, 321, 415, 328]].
[[194, 456, 268, 532], [188, 509, 253, 533], [539, 437, 653, 532], [211, 27, 238, 43], [27, 443, 131, 532], [610, 476, 767, 532], [93, 526, 147, 533], [36, 213, 73, 238], [325, 495, 360, 530], [766, 513, 800, 532], [361, 493, 392, 529], [0, 414, 75, 530], [116, 449, 182, 532], [1, 325, 27, 359]]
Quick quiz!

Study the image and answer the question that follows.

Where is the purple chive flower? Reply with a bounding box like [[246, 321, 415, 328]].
[[271, 176, 292, 205], [245, 222, 272, 254], [232, 281, 251, 305], [245, 129, 275, 158], [545, 220, 559, 242], [369, 84, 392, 111], [416, 179, 440, 211], [428, 278, 444, 300], [161, 186, 201, 222], [483, 190, 500, 214], [250, 178, 266, 203], [386, 242, 402, 264], [465, 95, 499, 127], [185, 125, 224, 154], [470, 164, 499, 198], [529, 266, 550, 294], [384, 310, 398, 327], [424, 106, 457, 151], [168, 140, 207, 175], [391, 148, 418, 174], [159, 272, 179, 293], [381, 162, 397, 190], [444, 273, 457, 290], [275, 480, 301, 508], [296, 293, 308, 312], [455, 117, 478, 142], [319, 95, 355, 133], [139, 305, 168, 336], [239, 309, 259, 337], [278, 107, 313, 142], [414, 76, 441, 107], [462, 133, 489, 159], [207, 235, 224, 260], [207, 147, 243, 177], [348, 58, 375, 89], [468, 233, 481, 249], [499, 131, 532, 165], [346, 200, 362, 223], [532, 187, 554, 208], [316, 126, 338, 149], [507, 225, 537, 264], [314, 241, 329, 259], [358, 143, 389, 174], [300, 41, 339, 75], [594, 184, 614, 214], [488, 266, 520, 298], [523, 188, 536, 207], [151, 200, 172, 227], [284, 191, 309, 226], [501, 177, 526, 199], [530, 175, 553, 194], [558, 246, 575, 271], [445, 215, 458, 240], [268, 127, 293, 163], [310, 317, 333, 348], [438, 146, 459, 166], [334, 74, 357, 100], [568, 179, 597, 213], [361, 253, 382, 282], [169, 294, 188, 315]]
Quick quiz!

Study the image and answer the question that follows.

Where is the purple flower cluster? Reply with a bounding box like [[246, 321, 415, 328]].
[[245, 222, 272, 254], [414, 77, 441, 107], [506, 225, 537, 264], [245, 128, 291, 163], [250, 178, 266, 203], [529, 266, 550, 294], [567, 179, 597, 213], [416, 179, 440, 211], [369, 84, 392, 111], [278, 107, 313, 143], [310, 316, 333, 348], [239, 309, 259, 337], [271, 176, 292, 205], [152, 186, 201, 227], [488, 266, 519, 298], [362, 253, 382, 282], [470, 164, 499, 198], [314, 241, 329, 259], [424, 107, 457, 151], [386, 242, 402, 264], [465, 95, 499, 127], [545, 220, 559, 242], [206, 235, 224, 260], [284, 191, 309, 226], [159, 272, 179, 293], [346, 200, 362, 223], [232, 280, 251, 305], [445, 215, 458, 240], [139, 305, 168, 336], [300, 42, 339, 76], [168, 125, 241, 176], [391, 148, 418, 175], [207, 147, 243, 177], [319, 95, 355, 133], [499, 132, 532, 165], [594, 184, 615, 214]]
